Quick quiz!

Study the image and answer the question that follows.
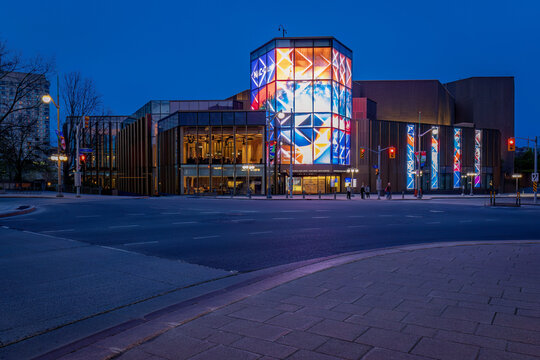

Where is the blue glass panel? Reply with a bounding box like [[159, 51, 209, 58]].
[[276, 81, 294, 112], [345, 88, 352, 118], [332, 129, 340, 164], [258, 53, 267, 88], [250, 59, 259, 91], [339, 84, 345, 116], [313, 80, 331, 112], [294, 81, 313, 113], [266, 50, 276, 83], [332, 81, 339, 114], [294, 113, 312, 128], [313, 113, 331, 127]]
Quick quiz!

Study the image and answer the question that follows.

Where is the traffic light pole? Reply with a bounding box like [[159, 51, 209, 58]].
[[535, 136, 538, 204], [377, 145, 381, 200], [75, 119, 81, 198]]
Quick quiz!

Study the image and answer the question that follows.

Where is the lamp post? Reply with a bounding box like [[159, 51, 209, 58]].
[[346, 167, 359, 197], [512, 174, 522, 195], [42, 82, 63, 198], [266, 111, 285, 198], [466, 172, 477, 196]]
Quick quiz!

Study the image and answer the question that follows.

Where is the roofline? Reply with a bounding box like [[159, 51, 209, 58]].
[[251, 36, 353, 55]]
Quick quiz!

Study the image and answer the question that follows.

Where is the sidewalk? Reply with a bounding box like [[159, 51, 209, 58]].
[[47, 241, 540, 360]]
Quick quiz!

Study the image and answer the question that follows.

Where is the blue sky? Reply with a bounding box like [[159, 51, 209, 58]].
[[2, 0, 538, 144]]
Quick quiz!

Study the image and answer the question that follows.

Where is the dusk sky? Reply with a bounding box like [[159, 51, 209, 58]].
[[2, 0, 538, 144]]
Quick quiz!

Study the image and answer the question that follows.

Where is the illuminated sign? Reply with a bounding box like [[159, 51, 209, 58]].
[[431, 127, 439, 189], [453, 128, 462, 188], [475, 130, 482, 188], [406, 124, 415, 190]]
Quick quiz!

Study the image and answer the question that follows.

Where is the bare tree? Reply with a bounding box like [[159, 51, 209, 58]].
[[61, 71, 102, 184], [0, 40, 53, 135]]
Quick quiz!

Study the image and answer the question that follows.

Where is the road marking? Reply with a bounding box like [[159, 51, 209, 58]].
[[173, 221, 198, 225], [406, 215, 422, 218], [76, 215, 101, 218], [348, 225, 366, 228], [249, 231, 273, 235], [312, 216, 329, 219], [201, 211, 222, 214], [429, 210, 444, 213], [100, 246, 137, 254], [42, 229, 75, 233], [272, 217, 294, 220], [303, 227, 321, 230], [281, 210, 303, 213], [108, 225, 140, 229], [348, 215, 364, 218], [315, 209, 329, 212], [193, 235, 221, 240], [126, 213, 145, 216], [379, 215, 393, 217], [232, 218, 255, 222], [387, 224, 400, 226], [124, 241, 158, 246], [427, 221, 441, 224], [161, 212, 182, 215], [459, 220, 473, 223]]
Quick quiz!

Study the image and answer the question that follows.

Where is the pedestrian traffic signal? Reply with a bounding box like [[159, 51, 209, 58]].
[[389, 147, 396, 159], [80, 154, 86, 163], [375, 168, 379, 176], [360, 148, 365, 159], [84, 116, 90, 129], [507, 137, 515, 151]]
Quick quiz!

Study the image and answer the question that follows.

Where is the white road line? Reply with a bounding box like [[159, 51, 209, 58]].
[[427, 221, 441, 224], [1, 225, 8, 229], [303, 227, 321, 230], [108, 225, 140, 229], [429, 210, 444, 213], [193, 235, 221, 240], [348, 215, 364, 218], [232, 218, 255, 222], [201, 211, 222, 214], [379, 215, 393, 217], [312, 216, 329, 219], [281, 210, 303, 213], [76, 215, 101, 218], [406, 215, 422, 218], [126, 213, 145, 216], [315, 209, 329, 212], [249, 231, 273, 235], [161, 212, 182, 215], [124, 241, 158, 246], [173, 221, 198, 225], [272, 217, 294, 220], [100, 246, 137, 254], [459, 220, 473, 223], [348, 225, 366, 228], [42, 229, 75, 233]]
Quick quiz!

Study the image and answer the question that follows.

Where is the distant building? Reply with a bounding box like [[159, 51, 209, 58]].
[[0, 72, 50, 146]]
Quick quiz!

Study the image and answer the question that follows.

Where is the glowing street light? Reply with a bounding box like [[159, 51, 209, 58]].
[[42, 78, 63, 198]]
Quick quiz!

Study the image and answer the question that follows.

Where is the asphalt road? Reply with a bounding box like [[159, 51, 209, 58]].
[[3, 196, 540, 272]]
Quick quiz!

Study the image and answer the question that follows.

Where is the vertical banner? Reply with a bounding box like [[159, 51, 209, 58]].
[[431, 127, 439, 189], [475, 129, 482, 188], [406, 124, 415, 190], [453, 128, 462, 188]]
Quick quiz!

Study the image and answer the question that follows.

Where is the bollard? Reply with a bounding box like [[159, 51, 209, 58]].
[[402, 190, 405, 199], [303, 191, 305, 199], [248, 189, 252, 199], [230, 189, 233, 199], [334, 191, 337, 200], [318, 191, 321, 200]]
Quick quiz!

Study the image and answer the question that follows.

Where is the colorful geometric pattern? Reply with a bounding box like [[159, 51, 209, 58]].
[[406, 124, 415, 190], [253, 44, 352, 166], [431, 127, 439, 190], [475, 130, 482, 188], [453, 128, 462, 188]]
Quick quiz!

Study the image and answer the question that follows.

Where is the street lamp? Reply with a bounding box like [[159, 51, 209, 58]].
[[266, 111, 286, 198], [466, 172, 477, 196], [512, 174, 522, 195], [42, 87, 63, 197]]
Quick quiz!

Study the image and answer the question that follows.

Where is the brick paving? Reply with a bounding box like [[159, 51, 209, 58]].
[[108, 244, 540, 359]]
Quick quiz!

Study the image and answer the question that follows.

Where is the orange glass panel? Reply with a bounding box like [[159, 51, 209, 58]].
[[276, 48, 294, 80], [294, 48, 313, 80], [314, 47, 331, 80]]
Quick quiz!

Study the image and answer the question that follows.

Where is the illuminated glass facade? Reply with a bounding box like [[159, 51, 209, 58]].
[[250, 38, 352, 166], [453, 128, 462, 188], [474, 129, 482, 188], [431, 126, 439, 189], [406, 124, 415, 190]]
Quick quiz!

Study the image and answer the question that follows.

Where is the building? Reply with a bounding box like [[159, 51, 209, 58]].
[[111, 36, 513, 196], [0, 72, 50, 147]]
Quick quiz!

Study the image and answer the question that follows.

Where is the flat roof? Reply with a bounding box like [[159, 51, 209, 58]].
[[250, 36, 352, 60]]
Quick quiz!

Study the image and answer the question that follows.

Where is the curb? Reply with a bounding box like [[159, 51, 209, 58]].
[[34, 239, 540, 360], [0, 206, 36, 218]]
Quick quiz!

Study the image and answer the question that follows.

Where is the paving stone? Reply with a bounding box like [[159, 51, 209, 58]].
[[277, 330, 329, 350], [137, 333, 214, 360], [401, 324, 437, 337], [188, 344, 259, 360], [308, 319, 368, 341], [274, 303, 303, 312], [459, 284, 504, 297], [428, 290, 489, 304], [296, 307, 350, 321], [315, 287, 366, 303], [517, 308, 540, 318], [287, 349, 341, 360], [281, 295, 342, 309], [476, 324, 540, 346], [188, 313, 235, 329], [205, 330, 243, 345], [273, 284, 329, 298], [477, 348, 540, 360], [493, 312, 540, 332], [265, 312, 322, 330], [345, 314, 404, 331], [507, 341, 540, 358], [411, 337, 479, 360], [229, 306, 283, 322], [403, 312, 478, 333], [503, 289, 540, 303], [315, 338, 371, 359], [364, 307, 408, 322], [171, 323, 215, 340], [362, 347, 434, 360], [435, 329, 507, 350], [395, 299, 447, 316], [353, 294, 403, 309], [457, 300, 515, 314], [441, 305, 495, 324], [490, 297, 539, 310], [355, 327, 419, 352], [331, 303, 371, 316], [230, 336, 297, 358], [220, 319, 290, 342]]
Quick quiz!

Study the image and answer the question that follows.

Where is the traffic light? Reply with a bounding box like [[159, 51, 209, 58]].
[[360, 148, 365, 159], [84, 116, 90, 129], [375, 168, 379, 176], [80, 154, 86, 163], [27, 141, 32, 150], [507, 137, 515, 152], [389, 147, 396, 159]]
